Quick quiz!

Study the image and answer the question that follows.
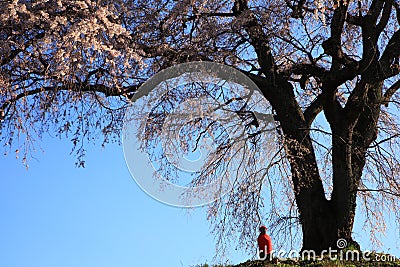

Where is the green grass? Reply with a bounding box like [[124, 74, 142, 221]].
[[195, 252, 400, 267]]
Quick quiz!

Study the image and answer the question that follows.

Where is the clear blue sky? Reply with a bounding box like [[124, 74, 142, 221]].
[[1, 134, 399, 267], [0, 136, 248, 267]]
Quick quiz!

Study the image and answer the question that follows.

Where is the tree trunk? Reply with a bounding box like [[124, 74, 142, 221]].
[[255, 77, 382, 253], [257, 78, 341, 252], [300, 196, 338, 251]]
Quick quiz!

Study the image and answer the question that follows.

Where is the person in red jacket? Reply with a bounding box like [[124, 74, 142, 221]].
[[257, 225, 272, 260]]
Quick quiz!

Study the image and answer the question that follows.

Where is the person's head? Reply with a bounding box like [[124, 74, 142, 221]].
[[259, 225, 267, 234]]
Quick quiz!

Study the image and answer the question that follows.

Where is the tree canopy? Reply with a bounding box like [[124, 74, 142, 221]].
[[2, 0, 400, 256]]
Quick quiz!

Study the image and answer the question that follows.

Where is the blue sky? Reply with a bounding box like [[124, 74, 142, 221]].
[[1, 133, 399, 267], [0, 136, 249, 267]]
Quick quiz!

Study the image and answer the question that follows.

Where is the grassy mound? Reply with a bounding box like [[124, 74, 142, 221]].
[[196, 252, 400, 267]]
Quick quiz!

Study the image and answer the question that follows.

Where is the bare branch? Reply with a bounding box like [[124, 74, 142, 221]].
[[346, 14, 363, 26], [357, 188, 400, 197], [303, 94, 324, 126], [375, 0, 393, 34], [380, 30, 400, 77], [382, 79, 400, 106], [233, 0, 275, 77], [0, 83, 139, 113]]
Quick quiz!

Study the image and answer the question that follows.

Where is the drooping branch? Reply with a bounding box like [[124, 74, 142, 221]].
[[357, 188, 400, 197], [2, 0, 400, 255], [0, 31, 45, 67], [369, 133, 400, 148]]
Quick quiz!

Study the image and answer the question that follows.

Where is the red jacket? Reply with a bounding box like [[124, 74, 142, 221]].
[[257, 234, 272, 254]]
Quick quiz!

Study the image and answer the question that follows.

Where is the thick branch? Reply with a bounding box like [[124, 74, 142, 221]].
[[233, 0, 275, 78], [284, 63, 328, 80], [382, 79, 400, 106], [379, 30, 400, 77], [322, 1, 349, 70], [0, 83, 140, 114], [303, 94, 324, 126], [346, 14, 363, 26], [359, 0, 391, 75], [367, 0, 386, 23], [395, 1, 400, 23], [375, 0, 393, 34], [344, 80, 369, 125], [187, 12, 235, 20]]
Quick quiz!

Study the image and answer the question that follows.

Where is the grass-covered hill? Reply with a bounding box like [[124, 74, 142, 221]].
[[196, 252, 400, 267]]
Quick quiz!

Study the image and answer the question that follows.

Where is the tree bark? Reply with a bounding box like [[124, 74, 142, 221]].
[[253, 75, 382, 253], [239, 0, 390, 253], [253, 77, 335, 252]]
